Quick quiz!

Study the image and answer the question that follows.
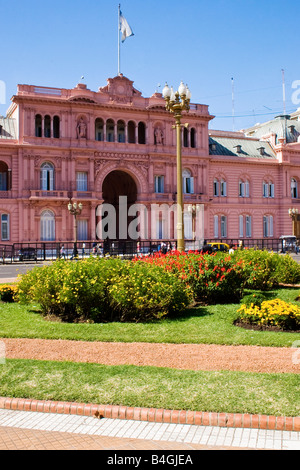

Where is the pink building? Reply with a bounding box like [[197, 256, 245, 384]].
[[0, 73, 299, 249]]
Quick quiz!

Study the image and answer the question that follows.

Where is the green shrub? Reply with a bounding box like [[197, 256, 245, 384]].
[[17, 257, 192, 323], [0, 284, 18, 302], [137, 251, 245, 304], [232, 249, 300, 290], [240, 292, 269, 308]]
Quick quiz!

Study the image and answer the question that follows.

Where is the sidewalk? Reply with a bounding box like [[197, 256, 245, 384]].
[[1, 408, 300, 450]]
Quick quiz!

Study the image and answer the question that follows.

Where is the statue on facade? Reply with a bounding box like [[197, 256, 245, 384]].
[[154, 127, 164, 145], [77, 118, 87, 139]]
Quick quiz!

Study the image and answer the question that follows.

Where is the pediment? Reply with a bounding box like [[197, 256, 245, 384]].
[[98, 74, 142, 104]]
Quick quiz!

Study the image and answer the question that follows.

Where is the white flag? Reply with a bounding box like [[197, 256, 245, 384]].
[[119, 11, 134, 42]]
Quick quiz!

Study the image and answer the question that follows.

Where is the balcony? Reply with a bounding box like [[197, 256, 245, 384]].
[[29, 190, 96, 201], [29, 190, 69, 200]]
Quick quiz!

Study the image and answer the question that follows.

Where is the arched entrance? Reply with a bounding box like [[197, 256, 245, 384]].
[[97, 170, 138, 242]]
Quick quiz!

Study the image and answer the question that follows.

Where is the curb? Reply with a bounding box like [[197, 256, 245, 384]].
[[0, 397, 299, 432]]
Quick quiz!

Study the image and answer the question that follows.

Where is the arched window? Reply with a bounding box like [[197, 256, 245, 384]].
[[190, 128, 196, 148], [0, 162, 9, 191], [53, 116, 60, 139], [213, 178, 219, 197], [35, 114, 42, 137], [106, 119, 115, 142], [263, 180, 274, 198], [117, 120, 125, 143], [40, 210, 55, 241], [138, 122, 146, 144], [40, 162, 54, 191], [183, 169, 194, 194], [44, 115, 51, 138], [95, 118, 104, 141], [128, 121, 135, 143], [239, 179, 250, 197], [183, 127, 189, 147], [291, 178, 298, 199]]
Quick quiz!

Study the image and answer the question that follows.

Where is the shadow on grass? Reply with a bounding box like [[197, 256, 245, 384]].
[[167, 304, 211, 321]]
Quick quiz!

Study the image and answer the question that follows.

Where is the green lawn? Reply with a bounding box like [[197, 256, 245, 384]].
[[0, 359, 299, 417], [0, 288, 300, 347]]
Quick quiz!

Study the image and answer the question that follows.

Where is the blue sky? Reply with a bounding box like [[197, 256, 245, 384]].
[[1, 0, 300, 130]]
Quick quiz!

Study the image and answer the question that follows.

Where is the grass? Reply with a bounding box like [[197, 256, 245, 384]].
[[0, 359, 299, 417], [1, 285, 299, 417], [0, 288, 300, 347]]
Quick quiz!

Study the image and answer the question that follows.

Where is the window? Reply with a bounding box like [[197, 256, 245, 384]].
[[35, 115, 42, 137], [190, 128, 196, 148], [183, 127, 189, 147], [128, 121, 135, 143], [53, 116, 60, 139], [117, 120, 125, 143], [0, 162, 9, 190], [239, 179, 249, 197], [183, 169, 194, 194], [1, 214, 9, 240], [106, 119, 114, 142], [291, 178, 298, 199], [44, 115, 51, 138], [138, 122, 146, 144], [40, 162, 54, 191], [221, 215, 227, 238], [263, 181, 274, 198], [77, 219, 88, 241], [213, 179, 219, 197], [95, 118, 104, 141], [239, 215, 252, 238], [263, 215, 274, 237], [214, 178, 226, 197], [214, 215, 227, 238], [40, 210, 55, 241], [154, 175, 164, 193], [220, 179, 227, 197], [76, 172, 88, 191]]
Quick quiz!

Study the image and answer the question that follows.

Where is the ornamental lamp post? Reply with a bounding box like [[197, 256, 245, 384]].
[[162, 81, 191, 252], [288, 207, 299, 237], [68, 201, 83, 258]]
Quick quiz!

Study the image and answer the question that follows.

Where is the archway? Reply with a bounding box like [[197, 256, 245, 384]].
[[98, 170, 138, 242]]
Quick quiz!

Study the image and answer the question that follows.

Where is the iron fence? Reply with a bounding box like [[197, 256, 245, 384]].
[[0, 238, 296, 264]]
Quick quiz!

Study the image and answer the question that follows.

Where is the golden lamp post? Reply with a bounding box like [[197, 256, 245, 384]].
[[68, 201, 83, 258], [162, 81, 191, 252], [288, 207, 299, 237]]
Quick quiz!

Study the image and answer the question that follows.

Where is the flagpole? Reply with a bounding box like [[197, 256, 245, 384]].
[[118, 4, 121, 75]]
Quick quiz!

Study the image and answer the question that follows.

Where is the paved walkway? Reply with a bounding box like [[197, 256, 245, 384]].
[[1, 408, 299, 450]]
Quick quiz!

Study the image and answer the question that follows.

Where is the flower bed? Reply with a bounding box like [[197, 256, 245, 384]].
[[135, 250, 246, 304], [236, 298, 300, 331]]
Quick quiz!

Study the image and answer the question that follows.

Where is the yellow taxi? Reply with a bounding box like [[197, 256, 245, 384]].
[[202, 242, 230, 253]]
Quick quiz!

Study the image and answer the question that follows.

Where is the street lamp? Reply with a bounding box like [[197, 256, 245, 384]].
[[68, 201, 83, 258], [162, 81, 191, 252], [288, 207, 299, 237]]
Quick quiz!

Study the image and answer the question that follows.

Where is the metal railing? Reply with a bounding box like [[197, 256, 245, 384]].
[[0, 238, 296, 264]]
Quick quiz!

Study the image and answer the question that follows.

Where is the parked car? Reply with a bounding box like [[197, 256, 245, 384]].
[[202, 242, 230, 253], [18, 247, 37, 261]]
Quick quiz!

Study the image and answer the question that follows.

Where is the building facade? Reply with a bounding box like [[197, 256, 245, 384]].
[[0, 73, 299, 246]]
